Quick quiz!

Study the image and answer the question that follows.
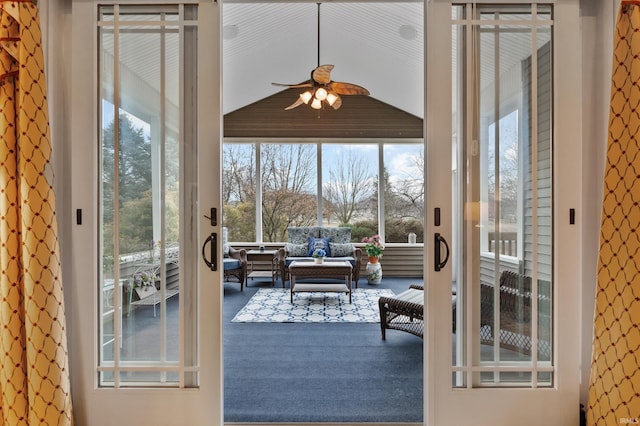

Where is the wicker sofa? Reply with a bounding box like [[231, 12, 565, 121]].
[[276, 226, 362, 286]]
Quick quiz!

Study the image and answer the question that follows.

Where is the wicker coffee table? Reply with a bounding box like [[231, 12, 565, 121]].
[[289, 260, 353, 303]]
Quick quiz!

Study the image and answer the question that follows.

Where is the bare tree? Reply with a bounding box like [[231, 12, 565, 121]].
[[487, 118, 519, 224], [222, 144, 257, 241], [323, 150, 375, 225], [223, 144, 255, 204], [385, 151, 424, 219], [261, 144, 317, 241]]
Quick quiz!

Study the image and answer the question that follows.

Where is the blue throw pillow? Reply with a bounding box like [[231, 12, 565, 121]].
[[307, 237, 331, 257]]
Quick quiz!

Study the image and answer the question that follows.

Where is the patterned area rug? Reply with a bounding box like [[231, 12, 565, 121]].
[[231, 288, 395, 323]]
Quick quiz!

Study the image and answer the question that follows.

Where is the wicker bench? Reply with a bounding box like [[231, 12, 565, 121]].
[[378, 284, 424, 340]]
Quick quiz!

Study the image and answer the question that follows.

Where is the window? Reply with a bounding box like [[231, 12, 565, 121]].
[[262, 143, 318, 242], [383, 144, 424, 243], [483, 110, 519, 257], [322, 144, 377, 229], [222, 140, 424, 244], [222, 143, 256, 242]]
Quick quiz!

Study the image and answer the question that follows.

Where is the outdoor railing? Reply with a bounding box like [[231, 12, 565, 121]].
[[488, 231, 518, 257]]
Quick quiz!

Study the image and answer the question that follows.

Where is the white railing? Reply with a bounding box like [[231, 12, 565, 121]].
[[488, 231, 518, 257]]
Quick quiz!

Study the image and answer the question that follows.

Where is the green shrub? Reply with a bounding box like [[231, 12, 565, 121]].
[[385, 218, 423, 243], [350, 220, 378, 243]]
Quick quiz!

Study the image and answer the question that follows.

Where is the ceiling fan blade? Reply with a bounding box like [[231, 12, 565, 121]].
[[312, 64, 334, 84], [284, 97, 305, 110], [271, 81, 313, 89], [328, 81, 370, 96]]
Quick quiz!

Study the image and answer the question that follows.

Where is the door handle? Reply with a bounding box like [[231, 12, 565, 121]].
[[434, 233, 449, 272], [201, 232, 218, 271]]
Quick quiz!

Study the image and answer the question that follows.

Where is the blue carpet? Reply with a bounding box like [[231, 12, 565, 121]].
[[224, 277, 424, 423]]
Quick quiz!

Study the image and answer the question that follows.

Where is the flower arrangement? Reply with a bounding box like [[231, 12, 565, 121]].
[[133, 270, 158, 288], [312, 248, 327, 258], [362, 235, 384, 258]]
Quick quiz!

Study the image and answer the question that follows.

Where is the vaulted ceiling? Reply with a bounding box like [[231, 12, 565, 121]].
[[222, 2, 425, 117]]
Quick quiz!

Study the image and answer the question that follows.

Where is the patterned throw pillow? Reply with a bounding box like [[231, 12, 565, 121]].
[[320, 227, 351, 244], [307, 237, 331, 257], [329, 242, 353, 257], [287, 227, 319, 245], [286, 243, 308, 257]]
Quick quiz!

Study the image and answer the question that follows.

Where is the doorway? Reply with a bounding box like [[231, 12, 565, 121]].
[[221, 2, 425, 423]]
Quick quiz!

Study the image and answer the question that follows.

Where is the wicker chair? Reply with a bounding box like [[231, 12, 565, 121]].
[[223, 247, 247, 291], [378, 284, 424, 340]]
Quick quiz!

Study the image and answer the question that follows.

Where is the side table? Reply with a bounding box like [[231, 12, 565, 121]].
[[246, 249, 279, 287]]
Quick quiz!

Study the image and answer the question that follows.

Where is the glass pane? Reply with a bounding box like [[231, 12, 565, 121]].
[[383, 144, 424, 243], [223, 143, 257, 242], [531, 26, 553, 365], [321, 144, 377, 240], [99, 5, 197, 387], [451, 4, 465, 386], [261, 144, 317, 242], [452, 4, 553, 388], [479, 5, 533, 21]]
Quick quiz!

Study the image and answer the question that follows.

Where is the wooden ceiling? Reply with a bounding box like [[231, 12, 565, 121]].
[[223, 88, 423, 139]]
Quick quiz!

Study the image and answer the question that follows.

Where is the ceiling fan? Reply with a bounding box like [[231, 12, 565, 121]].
[[271, 3, 370, 111]]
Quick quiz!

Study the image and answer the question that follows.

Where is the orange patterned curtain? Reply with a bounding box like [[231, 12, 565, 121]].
[[587, 1, 640, 425], [0, 1, 73, 425]]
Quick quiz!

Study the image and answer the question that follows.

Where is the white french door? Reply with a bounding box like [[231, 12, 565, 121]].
[[70, 2, 222, 424], [66, 0, 584, 424], [426, 1, 581, 424]]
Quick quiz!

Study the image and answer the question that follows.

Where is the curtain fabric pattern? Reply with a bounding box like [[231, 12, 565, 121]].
[[587, 2, 640, 425], [0, 1, 72, 425]]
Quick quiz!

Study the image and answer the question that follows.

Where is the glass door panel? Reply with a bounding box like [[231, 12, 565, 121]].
[[429, 1, 580, 424], [72, 1, 221, 423], [98, 4, 197, 387], [451, 2, 553, 388]]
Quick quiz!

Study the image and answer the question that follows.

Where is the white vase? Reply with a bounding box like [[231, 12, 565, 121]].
[[366, 261, 382, 284], [314, 257, 324, 264]]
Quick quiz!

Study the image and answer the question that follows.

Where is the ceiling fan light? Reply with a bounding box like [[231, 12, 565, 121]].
[[315, 87, 328, 101], [326, 92, 338, 106], [299, 91, 313, 104], [311, 98, 322, 109]]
